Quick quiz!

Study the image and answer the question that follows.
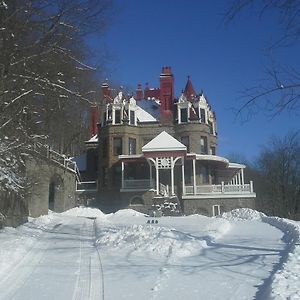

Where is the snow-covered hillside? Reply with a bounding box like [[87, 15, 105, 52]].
[[0, 208, 299, 300]]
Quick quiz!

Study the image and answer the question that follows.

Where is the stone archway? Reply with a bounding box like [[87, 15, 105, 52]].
[[48, 174, 64, 211]]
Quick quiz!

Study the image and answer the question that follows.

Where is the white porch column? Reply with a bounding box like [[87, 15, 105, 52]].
[[155, 157, 159, 195], [250, 180, 254, 193], [171, 157, 175, 195], [238, 171, 241, 185], [241, 168, 245, 185], [121, 161, 124, 189], [182, 158, 185, 195], [193, 159, 196, 195]]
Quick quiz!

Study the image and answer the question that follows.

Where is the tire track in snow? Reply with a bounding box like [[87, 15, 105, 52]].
[[0, 219, 64, 300], [93, 218, 105, 300]]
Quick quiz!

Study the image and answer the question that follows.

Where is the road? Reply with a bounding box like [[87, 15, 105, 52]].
[[0, 216, 103, 300], [0, 211, 286, 300]]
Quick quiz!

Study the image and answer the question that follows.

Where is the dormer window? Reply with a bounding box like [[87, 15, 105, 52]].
[[129, 110, 135, 125], [200, 108, 206, 123], [181, 108, 188, 123], [115, 109, 121, 124]]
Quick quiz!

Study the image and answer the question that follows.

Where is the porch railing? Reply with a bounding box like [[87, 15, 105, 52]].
[[123, 179, 154, 190], [185, 181, 254, 195], [76, 181, 97, 192]]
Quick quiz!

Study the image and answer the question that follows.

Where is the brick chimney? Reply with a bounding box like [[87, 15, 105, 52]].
[[136, 83, 143, 100], [159, 66, 174, 125]]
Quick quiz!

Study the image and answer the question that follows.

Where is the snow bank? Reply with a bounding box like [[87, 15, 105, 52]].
[[62, 206, 106, 219], [221, 208, 264, 221], [96, 224, 207, 259], [221, 208, 300, 300]]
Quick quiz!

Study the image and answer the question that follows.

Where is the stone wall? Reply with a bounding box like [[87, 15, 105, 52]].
[[182, 197, 256, 216], [0, 190, 28, 227], [26, 157, 77, 218]]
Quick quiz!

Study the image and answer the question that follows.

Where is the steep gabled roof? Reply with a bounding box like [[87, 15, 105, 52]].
[[183, 76, 196, 99], [142, 131, 186, 152]]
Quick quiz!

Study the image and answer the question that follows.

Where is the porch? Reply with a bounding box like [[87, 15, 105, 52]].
[[184, 181, 254, 196]]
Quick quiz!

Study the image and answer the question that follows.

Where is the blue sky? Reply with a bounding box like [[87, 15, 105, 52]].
[[90, 0, 300, 162]]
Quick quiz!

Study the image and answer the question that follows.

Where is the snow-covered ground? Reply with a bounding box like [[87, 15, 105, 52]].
[[0, 208, 299, 300]]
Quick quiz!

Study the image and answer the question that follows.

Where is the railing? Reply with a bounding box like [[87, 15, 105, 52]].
[[185, 181, 254, 195], [76, 181, 97, 192], [123, 179, 154, 190], [32, 142, 77, 173]]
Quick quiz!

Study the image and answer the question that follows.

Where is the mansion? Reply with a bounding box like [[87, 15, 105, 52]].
[[77, 67, 256, 216]]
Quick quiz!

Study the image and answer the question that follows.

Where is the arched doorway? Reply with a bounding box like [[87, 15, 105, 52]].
[[48, 174, 64, 211]]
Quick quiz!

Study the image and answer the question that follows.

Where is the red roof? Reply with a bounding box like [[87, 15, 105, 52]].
[[183, 76, 196, 99]]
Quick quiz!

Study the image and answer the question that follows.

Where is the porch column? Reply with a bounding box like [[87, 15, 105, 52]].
[[155, 157, 159, 195], [171, 157, 175, 195], [193, 159, 196, 195], [121, 161, 124, 189], [241, 168, 245, 185], [238, 171, 241, 185], [149, 164, 153, 188], [182, 158, 185, 195]]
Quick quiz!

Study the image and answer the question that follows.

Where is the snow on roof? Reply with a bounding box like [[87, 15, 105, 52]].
[[137, 99, 160, 120], [136, 105, 157, 122], [86, 134, 98, 143], [142, 131, 186, 152]]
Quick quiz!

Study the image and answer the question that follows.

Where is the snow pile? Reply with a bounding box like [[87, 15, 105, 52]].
[[221, 208, 300, 300], [96, 224, 207, 259], [221, 208, 264, 221], [62, 207, 106, 219], [261, 217, 300, 300]]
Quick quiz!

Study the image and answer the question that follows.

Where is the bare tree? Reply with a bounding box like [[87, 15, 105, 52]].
[[0, 0, 113, 193], [256, 131, 300, 218], [225, 0, 300, 117]]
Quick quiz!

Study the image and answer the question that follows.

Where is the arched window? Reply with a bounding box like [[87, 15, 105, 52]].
[[130, 196, 144, 206]]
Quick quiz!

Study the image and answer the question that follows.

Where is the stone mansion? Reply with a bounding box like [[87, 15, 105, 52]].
[[77, 67, 256, 216]]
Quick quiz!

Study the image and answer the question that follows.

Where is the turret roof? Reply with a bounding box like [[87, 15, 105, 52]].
[[183, 76, 196, 99]]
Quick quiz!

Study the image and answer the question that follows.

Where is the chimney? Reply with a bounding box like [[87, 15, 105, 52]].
[[136, 83, 143, 100], [159, 66, 174, 125], [101, 79, 110, 102]]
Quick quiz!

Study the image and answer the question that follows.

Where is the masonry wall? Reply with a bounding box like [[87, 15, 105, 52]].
[[182, 197, 256, 216], [26, 157, 77, 217]]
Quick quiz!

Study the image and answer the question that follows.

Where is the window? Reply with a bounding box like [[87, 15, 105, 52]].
[[212, 205, 223, 216], [129, 110, 135, 125], [115, 109, 121, 124], [181, 136, 190, 152], [102, 137, 108, 158], [200, 108, 206, 123], [200, 136, 208, 154], [180, 108, 188, 123], [208, 121, 213, 134], [113, 137, 122, 155], [210, 146, 216, 155], [201, 165, 209, 184], [128, 138, 136, 155]]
